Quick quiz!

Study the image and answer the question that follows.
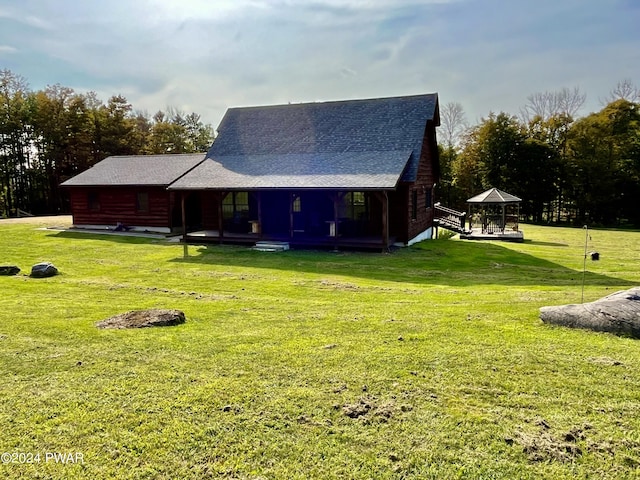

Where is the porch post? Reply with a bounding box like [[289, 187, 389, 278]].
[[181, 191, 188, 258], [333, 192, 340, 250], [382, 191, 389, 250], [257, 191, 262, 236], [289, 192, 294, 239], [217, 192, 225, 243], [328, 192, 348, 250]]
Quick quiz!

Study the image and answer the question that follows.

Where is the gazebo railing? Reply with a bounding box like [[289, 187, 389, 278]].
[[473, 213, 519, 234]]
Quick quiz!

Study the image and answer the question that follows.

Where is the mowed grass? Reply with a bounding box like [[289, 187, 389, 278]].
[[1, 219, 639, 479]]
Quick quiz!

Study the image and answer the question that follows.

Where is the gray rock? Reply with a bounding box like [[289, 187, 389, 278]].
[[0, 265, 20, 275], [540, 287, 640, 338], [96, 309, 186, 329], [30, 262, 58, 278]]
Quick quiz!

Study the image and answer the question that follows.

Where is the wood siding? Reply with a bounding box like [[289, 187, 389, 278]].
[[69, 187, 172, 228], [406, 121, 439, 242]]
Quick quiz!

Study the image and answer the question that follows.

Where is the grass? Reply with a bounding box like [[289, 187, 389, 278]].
[[1, 220, 639, 479]]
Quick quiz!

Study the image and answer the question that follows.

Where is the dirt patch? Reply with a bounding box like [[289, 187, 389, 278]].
[[341, 396, 411, 423], [588, 356, 623, 366], [96, 309, 186, 329], [506, 420, 593, 463], [319, 279, 360, 290]]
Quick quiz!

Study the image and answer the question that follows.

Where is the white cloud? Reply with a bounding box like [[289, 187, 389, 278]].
[[0, 6, 53, 29], [1, 0, 639, 127]]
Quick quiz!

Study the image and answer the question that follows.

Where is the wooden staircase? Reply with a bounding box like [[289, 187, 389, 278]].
[[433, 204, 470, 235]]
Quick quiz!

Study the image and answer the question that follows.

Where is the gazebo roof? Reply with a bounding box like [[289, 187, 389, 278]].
[[467, 187, 522, 204]]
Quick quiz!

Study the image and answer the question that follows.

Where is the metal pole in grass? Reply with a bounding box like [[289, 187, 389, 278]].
[[581, 225, 588, 303]]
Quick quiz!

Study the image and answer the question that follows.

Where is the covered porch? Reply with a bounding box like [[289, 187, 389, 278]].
[[176, 189, 394, 250]]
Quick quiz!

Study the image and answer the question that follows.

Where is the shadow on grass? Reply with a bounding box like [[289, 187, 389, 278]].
[[169, 239, 632, 288], [523, 240, 569, 247], [48, 230, 633, 288], [50, 230, 174, 244]]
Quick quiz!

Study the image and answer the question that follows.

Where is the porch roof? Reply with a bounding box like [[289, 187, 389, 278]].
[[61, 154, 206, 187], [168, 150, 412, 190]]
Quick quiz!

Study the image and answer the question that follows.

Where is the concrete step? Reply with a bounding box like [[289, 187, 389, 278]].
[[253, 241, 290, 252]]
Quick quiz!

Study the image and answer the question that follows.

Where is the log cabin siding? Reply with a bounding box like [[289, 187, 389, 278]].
[[406, 121, 439, 241], [69, 187, 171, 228]]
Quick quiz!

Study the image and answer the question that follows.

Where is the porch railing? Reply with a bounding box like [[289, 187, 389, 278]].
[[434, 204, 469, 234]]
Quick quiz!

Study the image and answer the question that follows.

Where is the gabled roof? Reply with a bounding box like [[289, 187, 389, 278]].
[[467, 188, 522, 204], [60, 154, 206, 187], [169, 94, 439, 191]]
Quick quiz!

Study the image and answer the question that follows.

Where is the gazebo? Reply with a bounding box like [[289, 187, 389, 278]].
[[462, 188, 524, 241]]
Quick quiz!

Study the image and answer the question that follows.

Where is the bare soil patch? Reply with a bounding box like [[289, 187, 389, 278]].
[[96, 309, 186, 329]]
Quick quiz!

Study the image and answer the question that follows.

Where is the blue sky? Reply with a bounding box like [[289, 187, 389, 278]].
[[1, 0, 638, 128]]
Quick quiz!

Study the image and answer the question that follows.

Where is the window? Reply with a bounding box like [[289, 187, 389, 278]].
[[136, 192, 149, 213], [425, 188, 433, 210], [88, 191, 100, 211], [222, 191, 249, 220], [292, 195, 302, 213], [342, 192, 367, 220], [411, 189, 418, 220]]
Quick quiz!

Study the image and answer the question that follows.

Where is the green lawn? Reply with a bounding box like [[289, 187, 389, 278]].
[[1, 220, 639, 479]]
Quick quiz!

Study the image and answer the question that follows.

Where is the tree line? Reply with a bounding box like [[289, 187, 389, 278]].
[[439, 81, 640, 228], [2, 68, 639, 226], [0, 69, 213, 216]]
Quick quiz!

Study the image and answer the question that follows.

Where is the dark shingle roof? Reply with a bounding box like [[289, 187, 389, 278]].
[[170, 94, 439, 190], [168, 151, 412, 190], [60, 154, 206, 187], [467, 188, 522, 204]]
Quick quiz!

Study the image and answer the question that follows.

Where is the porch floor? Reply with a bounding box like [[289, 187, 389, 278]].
[[183, 230, 396, 250]]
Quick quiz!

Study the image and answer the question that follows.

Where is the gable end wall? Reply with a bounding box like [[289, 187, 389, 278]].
[[406, 120, 439, 242]]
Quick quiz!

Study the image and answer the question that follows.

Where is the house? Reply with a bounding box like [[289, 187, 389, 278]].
[[169, 93, 441, 249], [60, 154, 206, 233]]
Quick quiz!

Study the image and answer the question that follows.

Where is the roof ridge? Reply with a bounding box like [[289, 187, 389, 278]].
[[228, 93, 438, 112]]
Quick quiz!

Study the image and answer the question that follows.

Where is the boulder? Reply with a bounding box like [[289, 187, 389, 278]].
[[540, 287, 640, 338], [96, 309, 186, 329], [0, 265, 20, 276], [30, 262, 58, 278]]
